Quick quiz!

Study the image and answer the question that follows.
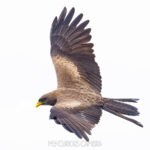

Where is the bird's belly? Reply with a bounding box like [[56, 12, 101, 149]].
[[56, 88, 102, 106]]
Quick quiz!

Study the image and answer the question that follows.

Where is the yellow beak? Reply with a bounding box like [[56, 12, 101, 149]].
[[36, 102, 43, 108]]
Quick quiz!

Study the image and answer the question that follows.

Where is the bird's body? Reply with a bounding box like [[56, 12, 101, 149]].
[[36, 7, 143, 141], [49, 88, 102, 109]]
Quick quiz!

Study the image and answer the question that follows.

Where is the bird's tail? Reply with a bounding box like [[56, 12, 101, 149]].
[[102, 98, 143, 127]]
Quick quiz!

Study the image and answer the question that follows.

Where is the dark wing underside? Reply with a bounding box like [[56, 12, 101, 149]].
[[50, 106, 102, 141], [50, 7, 102, 93]]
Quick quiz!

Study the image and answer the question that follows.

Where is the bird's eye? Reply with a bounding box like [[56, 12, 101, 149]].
[[39, 97, 47, 102]]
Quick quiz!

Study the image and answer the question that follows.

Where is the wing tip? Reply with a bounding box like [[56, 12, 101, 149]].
[[71, 7, 75, 12], [62, 7, 67, 13]]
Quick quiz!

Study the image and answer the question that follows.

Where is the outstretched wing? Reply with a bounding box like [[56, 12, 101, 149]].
[[50, 105, 102, 141], [50, 7, 102, 93]]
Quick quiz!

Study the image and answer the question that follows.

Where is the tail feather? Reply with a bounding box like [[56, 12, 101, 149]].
[[103, 98, 139, 103], [102, 98, 143, 127]]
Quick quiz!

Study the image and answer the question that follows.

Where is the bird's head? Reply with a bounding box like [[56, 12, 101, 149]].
[[36, 91, 57, 107]]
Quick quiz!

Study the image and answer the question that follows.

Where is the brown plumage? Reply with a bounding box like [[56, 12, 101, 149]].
[[36, 7, 143, 141]]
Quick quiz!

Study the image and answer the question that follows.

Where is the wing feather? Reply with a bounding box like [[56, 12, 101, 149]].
[[49, 104, 102, 141], [50, 107, 94, 141], [50, 7, 102, 93]]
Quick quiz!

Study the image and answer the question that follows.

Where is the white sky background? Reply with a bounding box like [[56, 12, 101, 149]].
[[0, 0, 150, 149]]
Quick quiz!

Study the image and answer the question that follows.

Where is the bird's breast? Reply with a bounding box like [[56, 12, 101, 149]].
[[56, 88, 102, 106]]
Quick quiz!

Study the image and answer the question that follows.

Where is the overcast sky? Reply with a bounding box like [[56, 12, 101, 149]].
[[0, 0, 150, 150]]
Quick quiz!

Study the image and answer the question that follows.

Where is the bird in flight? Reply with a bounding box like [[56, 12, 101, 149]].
[[36, 7, 143, 141]]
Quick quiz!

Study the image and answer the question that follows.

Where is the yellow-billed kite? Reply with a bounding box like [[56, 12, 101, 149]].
[[36, 7, 143, 141]]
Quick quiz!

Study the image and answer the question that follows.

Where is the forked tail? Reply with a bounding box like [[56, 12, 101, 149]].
[[102, 98, 143, 127]]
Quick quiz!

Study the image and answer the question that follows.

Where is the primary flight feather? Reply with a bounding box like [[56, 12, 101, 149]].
[[36, 7, 143, 141]]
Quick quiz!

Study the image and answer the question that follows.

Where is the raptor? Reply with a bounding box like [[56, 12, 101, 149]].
[[36, 7, 143, 141]]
